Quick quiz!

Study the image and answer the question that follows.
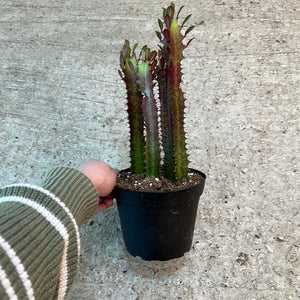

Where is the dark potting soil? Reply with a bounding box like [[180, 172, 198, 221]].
[[116, 170, 203, 192]]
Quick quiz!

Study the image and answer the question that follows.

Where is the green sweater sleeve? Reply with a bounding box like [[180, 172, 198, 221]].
[[0, 167, 99, 300]]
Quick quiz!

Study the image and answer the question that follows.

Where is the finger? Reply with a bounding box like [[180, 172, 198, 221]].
[[96, 196, 114, 213], [103, 197, 113, 207], [95, 202, 107, 213]]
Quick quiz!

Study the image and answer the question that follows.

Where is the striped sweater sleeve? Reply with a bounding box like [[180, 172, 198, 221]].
[[0, 167, 99, 300]]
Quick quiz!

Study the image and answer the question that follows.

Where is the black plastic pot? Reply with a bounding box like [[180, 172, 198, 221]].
[[113, 168, 206, 261]]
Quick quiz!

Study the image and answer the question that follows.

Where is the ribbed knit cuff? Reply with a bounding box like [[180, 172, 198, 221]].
[[40, 167, 99, 228]]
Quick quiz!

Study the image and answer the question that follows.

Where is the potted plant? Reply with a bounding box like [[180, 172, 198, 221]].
[[113, 2, 206, 261]]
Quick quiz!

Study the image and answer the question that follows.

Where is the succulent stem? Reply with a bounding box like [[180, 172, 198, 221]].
[[119, 41, 145, 174], [158, 3, 190, 181], [138, 60, 160, 178], [157, 52, 176, 182]]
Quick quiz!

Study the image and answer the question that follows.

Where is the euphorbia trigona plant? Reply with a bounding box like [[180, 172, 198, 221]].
[[119, 2, 195, 183]]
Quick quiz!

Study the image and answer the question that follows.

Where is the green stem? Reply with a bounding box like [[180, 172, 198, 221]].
[[138, 62, 160, 178]]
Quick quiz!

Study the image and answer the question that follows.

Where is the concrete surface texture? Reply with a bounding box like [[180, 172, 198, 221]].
[[0, 0, 299, 299]]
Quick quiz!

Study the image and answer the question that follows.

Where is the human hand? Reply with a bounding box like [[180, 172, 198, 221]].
[[78, 159, 118, 212]]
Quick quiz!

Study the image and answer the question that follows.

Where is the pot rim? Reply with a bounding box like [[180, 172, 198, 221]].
[[113, 167, 206, 195]]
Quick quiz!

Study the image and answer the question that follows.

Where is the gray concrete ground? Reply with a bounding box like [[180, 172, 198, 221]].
[[0, 0, 299, 299]]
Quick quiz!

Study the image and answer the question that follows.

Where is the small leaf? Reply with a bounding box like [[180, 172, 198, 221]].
[[185, 37, 194, 48], [118, 69, 123, 79], [133, 51, 137, 61], [185, 25, 195, 35], [156, 31, 162, 40], [167, 3, 175, 19], [182, 14, 192, 26], [121, 45, 128, 58], [132, 43, 138, 53], [164, 15, 171, 29], [146, 47, 151, 58], [163, 7, 167, 18], [120, 55, 125, 69], [128, 60, 135, 74], [163, 29, 170, 42], [149, 50, 157, 62], [140, 45, 146, 59], [158, 19, 164, 31], [176, 5, 184, 20], [124, 40, 130, 54]]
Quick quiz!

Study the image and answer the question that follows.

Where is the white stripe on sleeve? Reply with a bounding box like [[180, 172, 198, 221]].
[[0, 264, 18, 300], [0, 234, 35, 300], [0, 196, 70, 300], [4, 184, 80, 261]]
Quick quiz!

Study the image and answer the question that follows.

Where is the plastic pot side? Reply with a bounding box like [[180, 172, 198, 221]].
[[113, 169, 206, 261]]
